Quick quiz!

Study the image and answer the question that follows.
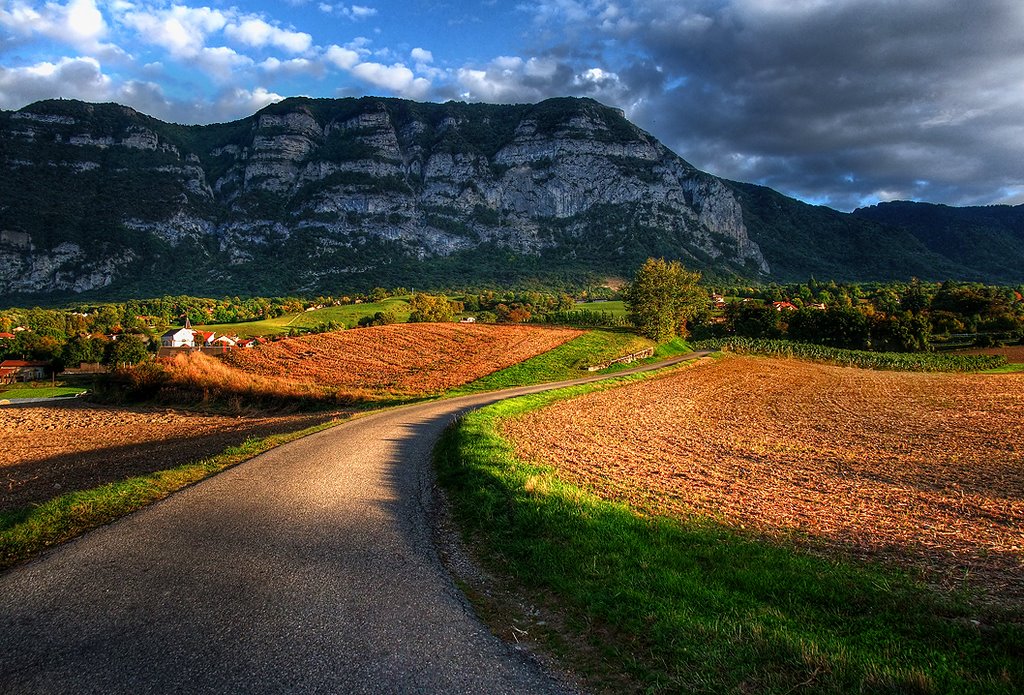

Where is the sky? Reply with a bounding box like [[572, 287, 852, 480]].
[[1, 0, 1023, 212]]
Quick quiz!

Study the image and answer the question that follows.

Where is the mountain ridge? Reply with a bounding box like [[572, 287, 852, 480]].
[[0, 96, 1020, 299]]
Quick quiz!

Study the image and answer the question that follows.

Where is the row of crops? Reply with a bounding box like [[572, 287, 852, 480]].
[[692, 338, 1008, 372]]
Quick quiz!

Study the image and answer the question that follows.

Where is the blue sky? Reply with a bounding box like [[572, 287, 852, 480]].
[[2, 0, 1023, 212]]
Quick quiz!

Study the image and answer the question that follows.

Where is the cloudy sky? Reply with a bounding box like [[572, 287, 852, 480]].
[[1, 0, 1022, 211]]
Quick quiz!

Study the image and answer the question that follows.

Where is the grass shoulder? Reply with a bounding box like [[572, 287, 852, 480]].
[[434, 372, 1023, 693]]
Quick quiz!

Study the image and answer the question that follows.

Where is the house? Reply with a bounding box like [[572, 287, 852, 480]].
[[0, 360, 51, 384], [808, 302, 828, 310], [0, 332, 14, 341], [195, 330, 216, 346], [236, 338, 258, 349], [710, 294, 727, 308], [160, 317, 196, 348], [459, 316, 477, 323], [772, 301, 798, 312], [211, 335, 237, 347]]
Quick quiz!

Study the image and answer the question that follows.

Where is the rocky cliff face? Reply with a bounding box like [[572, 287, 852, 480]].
[[0, 96, 768, 296]]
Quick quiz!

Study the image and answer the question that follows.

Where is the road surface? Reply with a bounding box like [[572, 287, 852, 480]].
[[0, 354, 703, 694]]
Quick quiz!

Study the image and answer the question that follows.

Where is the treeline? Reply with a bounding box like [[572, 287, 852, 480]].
[[696, 279, 1024, 351]]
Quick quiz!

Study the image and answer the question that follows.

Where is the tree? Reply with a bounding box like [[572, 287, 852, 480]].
[[408, 293, 463, 323], [623, 258, 706, 341], [103, 334, 150, 367]]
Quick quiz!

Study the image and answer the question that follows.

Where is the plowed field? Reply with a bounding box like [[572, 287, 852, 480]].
[[960, 345, 1024, 363], [502, 356, 1024, 605], [224, 323, 583, 396], [0, 402, 335, 512]]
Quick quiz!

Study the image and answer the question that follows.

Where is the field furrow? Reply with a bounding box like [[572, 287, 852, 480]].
[[502, 356, 1024, 605]]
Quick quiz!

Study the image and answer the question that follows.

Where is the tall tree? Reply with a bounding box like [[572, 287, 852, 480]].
[[624, 258, 706, 341]]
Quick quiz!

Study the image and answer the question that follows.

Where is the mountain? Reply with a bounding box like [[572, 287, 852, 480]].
[[851, 201, 1024, 284], [0, 96, 1020, 300]]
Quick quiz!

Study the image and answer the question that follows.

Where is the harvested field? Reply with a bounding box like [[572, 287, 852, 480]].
[[0, 401, 337, 512], [503, 356, 1024, 606], [960, 345, 1024, 363], [224, 323, 583, 396]]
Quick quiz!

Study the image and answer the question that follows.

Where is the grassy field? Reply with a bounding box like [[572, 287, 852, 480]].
[[286, 298, 412, 329], [0, 386, 85, 400], [191, 298, 413, 337], [436, 371, 1024, 693], [575, 299, 627, 315]]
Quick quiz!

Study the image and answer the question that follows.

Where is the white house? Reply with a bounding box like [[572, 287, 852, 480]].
[[160, 317, 196, 348]]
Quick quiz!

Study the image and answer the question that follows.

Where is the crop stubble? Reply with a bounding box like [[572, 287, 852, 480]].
[[503, 356, 1024, 605], [225, 323, 583, 395]]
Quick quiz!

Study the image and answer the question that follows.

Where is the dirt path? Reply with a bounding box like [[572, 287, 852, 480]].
[[0, 353, 702, 694]]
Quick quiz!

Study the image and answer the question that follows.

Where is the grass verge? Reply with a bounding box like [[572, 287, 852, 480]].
[[450, 330, 685, 394], [435, 377, 1023, 694], [0, 417, 345, 571]]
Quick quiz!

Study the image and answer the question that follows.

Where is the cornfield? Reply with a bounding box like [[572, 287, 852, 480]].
[[694, 337, 1007, 372]]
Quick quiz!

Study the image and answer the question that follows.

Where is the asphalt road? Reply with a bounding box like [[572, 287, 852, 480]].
[[0, 354, 703, 694]]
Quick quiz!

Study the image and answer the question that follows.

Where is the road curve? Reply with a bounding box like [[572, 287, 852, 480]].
[[0, 353, 703, 694]]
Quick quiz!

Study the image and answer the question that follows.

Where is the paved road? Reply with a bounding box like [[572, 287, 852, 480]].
[[0, 354, 703, 694]]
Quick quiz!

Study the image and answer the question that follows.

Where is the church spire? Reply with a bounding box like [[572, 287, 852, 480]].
[[184, 315, 192, 330]]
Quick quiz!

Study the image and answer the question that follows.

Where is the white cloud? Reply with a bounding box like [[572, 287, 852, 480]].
[[223, 17, 312, 54], [326, 44, 360, 70], [410, 47, 433, 64], [259, 57, 322, 78], [212, 86, 284, 118], [194, 46, 253, 79], [350, 61, 429, 98], [120, 5, 228, 59], [318, 4, 378, 20], [0, 0, 123, 58], [0, 55, 171, 117]]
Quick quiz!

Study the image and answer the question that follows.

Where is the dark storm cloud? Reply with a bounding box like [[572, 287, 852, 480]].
[[520, 0, 1024, 209]]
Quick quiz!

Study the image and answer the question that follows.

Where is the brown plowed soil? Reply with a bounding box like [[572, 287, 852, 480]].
[[224, 323, 583, 395], [0, 401, 336, 512], [502, 356, 1024, 606], [959, 345, 1024, 363]]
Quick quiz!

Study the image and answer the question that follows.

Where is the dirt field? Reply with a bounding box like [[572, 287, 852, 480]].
[[225, 323, 583, 395], [960, 345, 1024, 363], [502, 356, 1024, 605], [0, 401, 338, 512]]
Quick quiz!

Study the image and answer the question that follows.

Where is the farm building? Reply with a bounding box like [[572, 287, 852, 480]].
[[772, 301, 798, 311], [0, 360, 51, 384]]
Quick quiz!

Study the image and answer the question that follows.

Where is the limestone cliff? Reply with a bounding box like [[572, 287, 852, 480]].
[[0, 96, 770, 296]]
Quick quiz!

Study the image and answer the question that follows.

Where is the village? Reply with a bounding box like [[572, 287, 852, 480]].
[[157, 317, 262, 356]]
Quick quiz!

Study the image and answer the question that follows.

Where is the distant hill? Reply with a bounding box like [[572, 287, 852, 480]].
[[0, 96, 1020, 300], [851, 201, 1024, 284]]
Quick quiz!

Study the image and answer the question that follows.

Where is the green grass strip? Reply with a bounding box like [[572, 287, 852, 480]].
[[435, 377, 1023, 694], [0, 418, 344, 570], [0, 387, 86, 400]]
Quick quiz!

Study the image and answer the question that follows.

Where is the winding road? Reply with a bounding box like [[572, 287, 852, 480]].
[[0, 354, 701, 694]]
